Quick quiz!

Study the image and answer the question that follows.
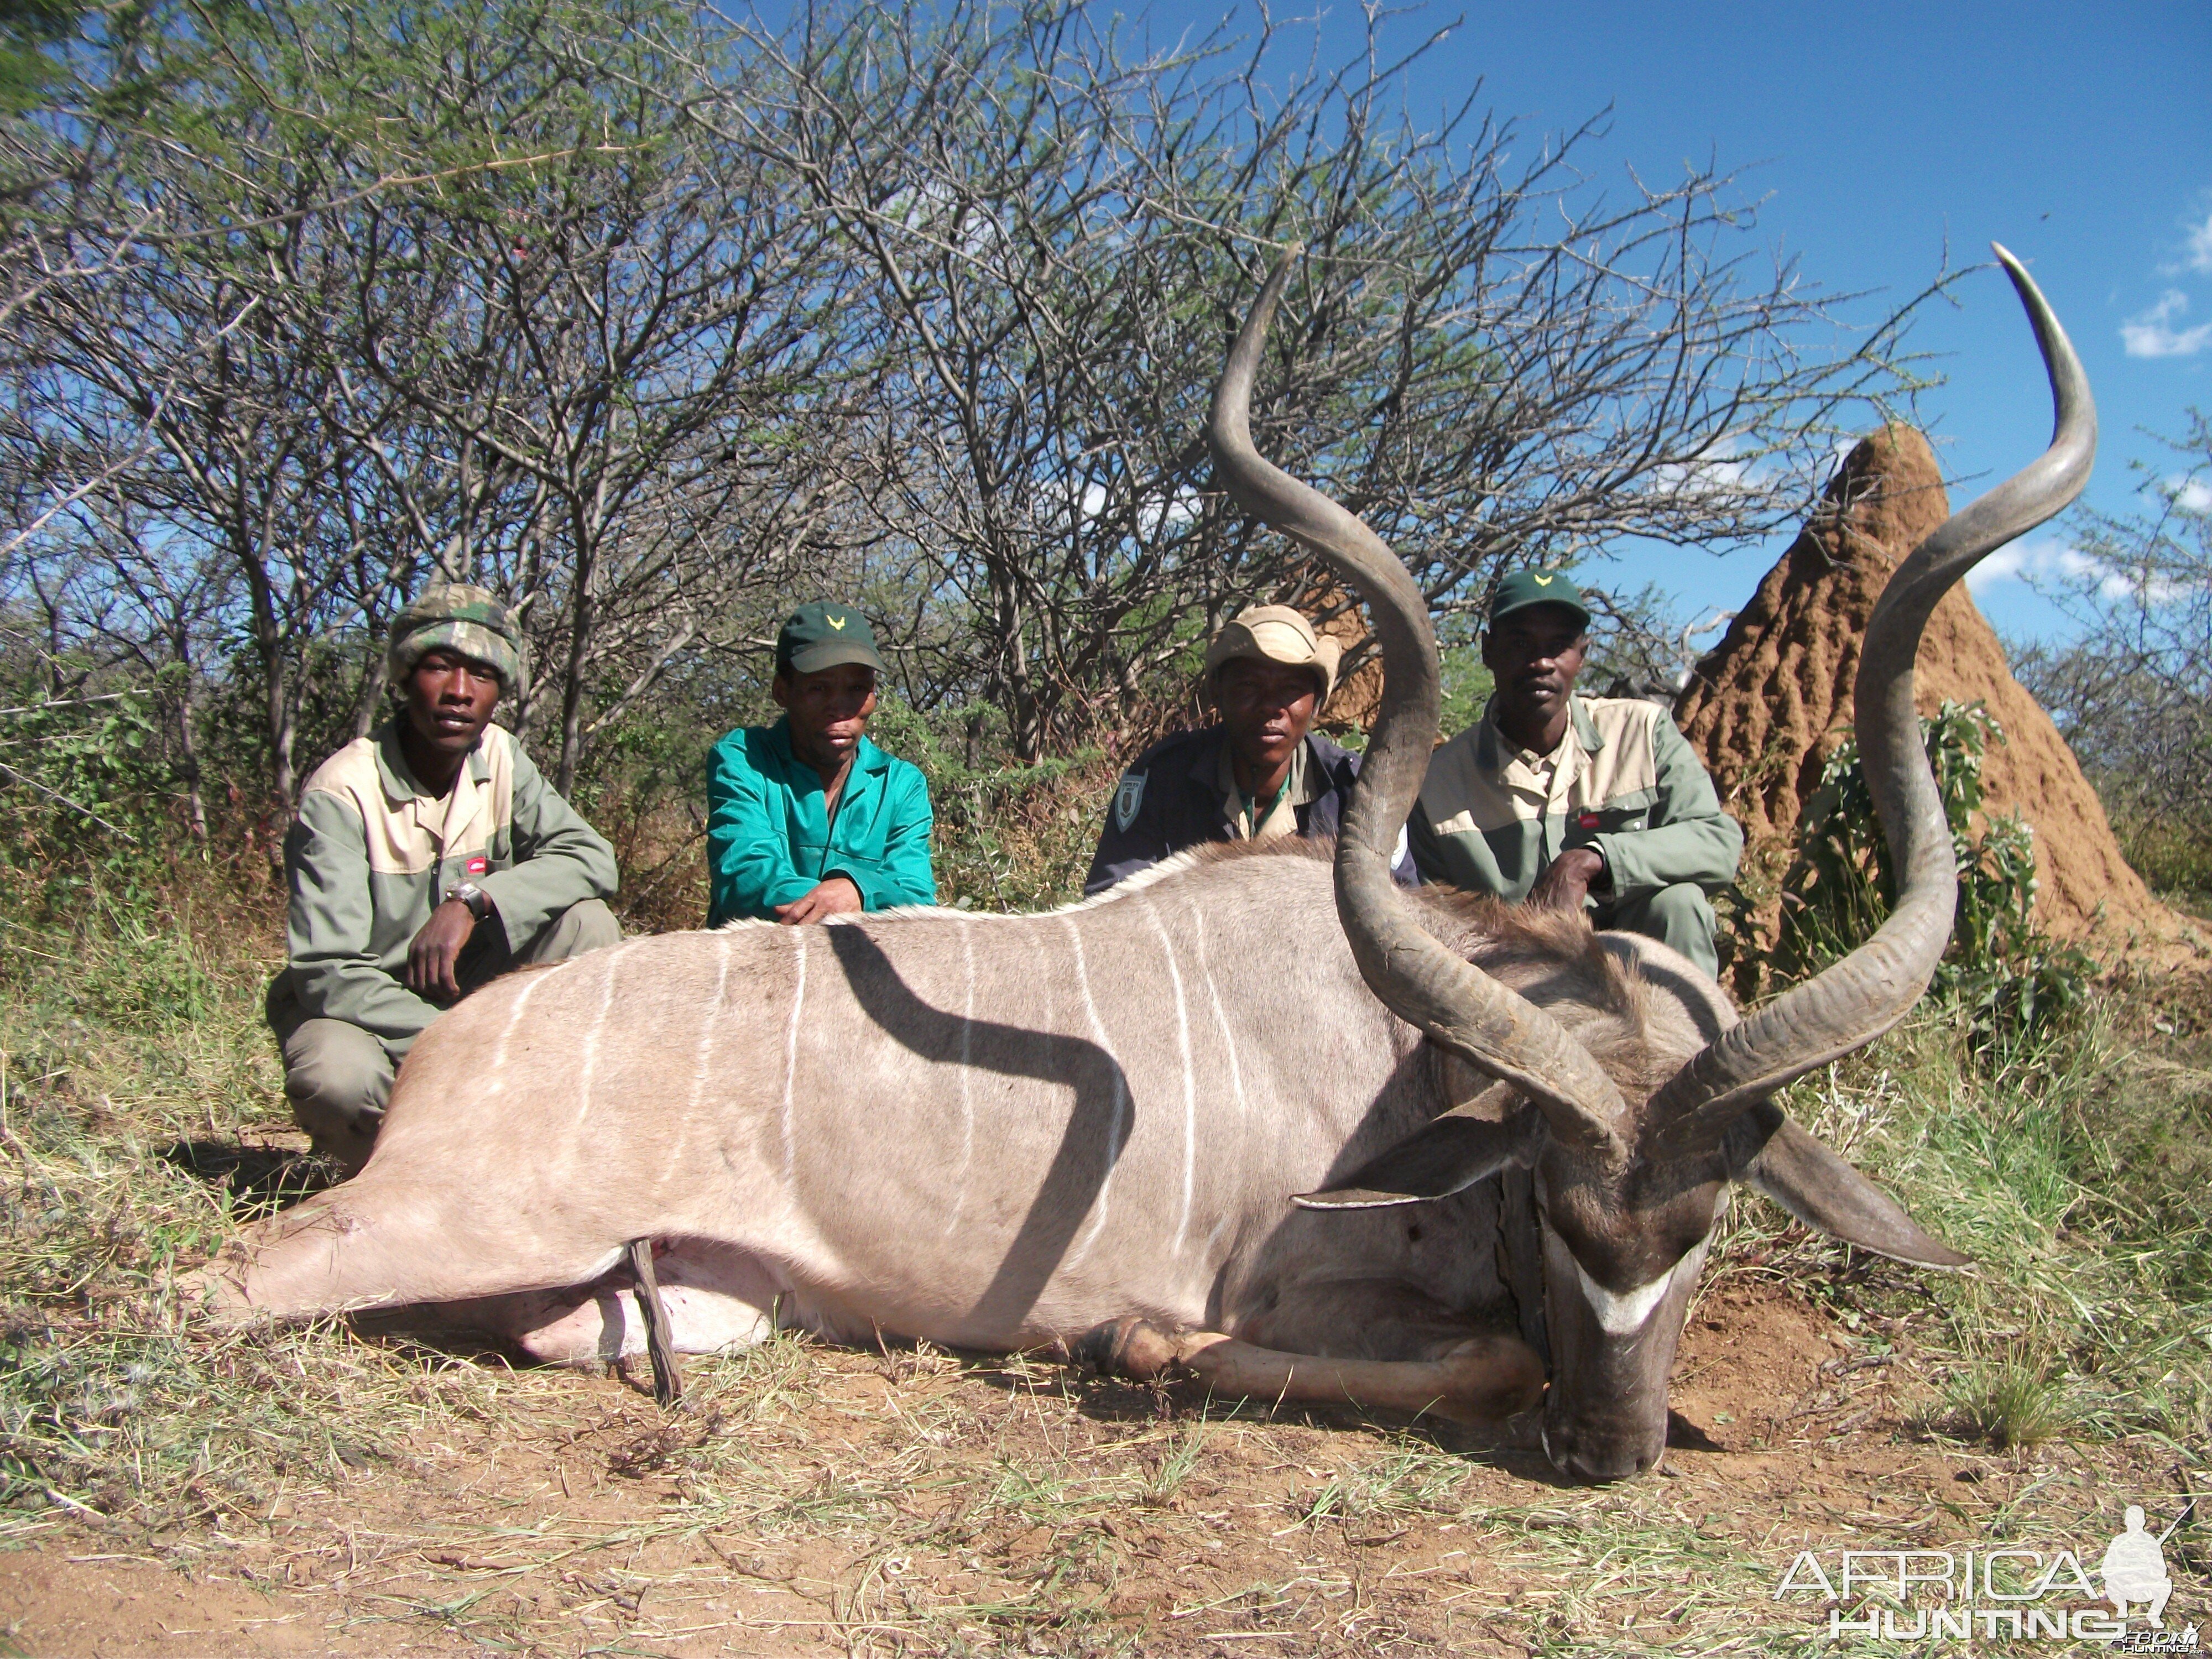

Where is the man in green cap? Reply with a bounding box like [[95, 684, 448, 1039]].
[[268, 580, 622, 1171], [706, 601, 937, 927], [1410, 570, 1741, 976]]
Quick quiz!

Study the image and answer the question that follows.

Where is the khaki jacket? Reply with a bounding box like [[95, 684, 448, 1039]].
[[270, 722, 618, 1055], [1411, 696, 1741, 903]]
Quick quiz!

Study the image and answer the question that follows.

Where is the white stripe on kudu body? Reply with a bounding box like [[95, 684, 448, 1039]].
[[665, 934, 734, 1190], [570, 945, 622, 1135], [487, 962, 549, 1087], [1138, 895, 1199, 1254], [780, 927, 809, 1192], [1186, 899, 1248, 1126], [945, 919, 977, 1238], [1058, 912, 1126, 1268], [688, 935, 734, 1116]]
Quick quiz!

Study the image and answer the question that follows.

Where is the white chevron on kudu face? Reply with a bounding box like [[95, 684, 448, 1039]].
[[1570, 1237, 1712, 1338]]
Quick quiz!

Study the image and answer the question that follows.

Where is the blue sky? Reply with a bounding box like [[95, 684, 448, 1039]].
[[1139, 0, 2211, 648]]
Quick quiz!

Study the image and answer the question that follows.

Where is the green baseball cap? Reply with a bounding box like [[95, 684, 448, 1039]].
[[1489, 569, 1591, 631], [776, 601, 885, 676]]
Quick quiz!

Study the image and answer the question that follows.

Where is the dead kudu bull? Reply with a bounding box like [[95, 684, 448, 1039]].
[[191, 246, 2091, 1482]]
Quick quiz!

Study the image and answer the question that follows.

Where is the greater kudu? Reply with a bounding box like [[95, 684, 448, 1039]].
[[191, 246, 2090, 1481]]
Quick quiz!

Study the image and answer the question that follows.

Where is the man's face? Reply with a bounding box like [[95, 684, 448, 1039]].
[[1482, 604, 1588, 735], [401, 648, 502, 763], [774, 661, 879, 773], [1216, 658, 1321, 778]]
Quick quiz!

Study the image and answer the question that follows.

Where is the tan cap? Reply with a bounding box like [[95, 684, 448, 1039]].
[[1203, 604, 1340, 703]]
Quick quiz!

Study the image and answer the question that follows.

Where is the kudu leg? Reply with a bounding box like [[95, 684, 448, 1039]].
[[1074, 1317, 1543, 1426], [180, 1177, 621, 1323]]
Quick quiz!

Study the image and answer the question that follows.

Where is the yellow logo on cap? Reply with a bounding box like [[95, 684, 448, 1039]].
[[827, 613, 847, 630], [1533, 573, 1554, 586]]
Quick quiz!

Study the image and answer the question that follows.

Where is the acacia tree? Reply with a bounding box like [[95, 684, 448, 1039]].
[[6, 0, 524, 796], [2014, 410, 2212, 825], [8, 0, 866, 797], [712, 0, 1938, 759], [24, 173, 420, 796], [343, 2, 877, 790]]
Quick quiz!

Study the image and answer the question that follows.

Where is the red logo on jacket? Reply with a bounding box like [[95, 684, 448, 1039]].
[[466, 856, 490, 875]]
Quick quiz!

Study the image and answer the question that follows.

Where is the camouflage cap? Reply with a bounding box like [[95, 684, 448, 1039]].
[[1203, 604, 1340, 702], [387, 581, 525, 696]]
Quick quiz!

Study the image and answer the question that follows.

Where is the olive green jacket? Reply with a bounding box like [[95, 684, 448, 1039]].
[[1410, 696, 1741, 903], [270, 722, 618, 1056]]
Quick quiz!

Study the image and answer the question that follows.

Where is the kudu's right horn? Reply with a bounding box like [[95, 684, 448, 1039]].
[[1206, 250, 1631, 1162], [1649, 244, 2096, 1154]]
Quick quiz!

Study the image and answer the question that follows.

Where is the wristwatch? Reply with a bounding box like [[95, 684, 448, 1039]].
[[443, 880, 494, 922]]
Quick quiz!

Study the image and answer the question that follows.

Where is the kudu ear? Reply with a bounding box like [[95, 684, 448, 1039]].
[[1724, 1105, 1972, 1270], [1293, 1107, 1541, 1210]]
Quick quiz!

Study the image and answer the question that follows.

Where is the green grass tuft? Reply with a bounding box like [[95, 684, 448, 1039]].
[[1940, 1358, 2075, 1451]]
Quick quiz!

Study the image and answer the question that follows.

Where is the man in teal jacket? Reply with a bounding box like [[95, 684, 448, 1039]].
[[707, 602, 937, 927]]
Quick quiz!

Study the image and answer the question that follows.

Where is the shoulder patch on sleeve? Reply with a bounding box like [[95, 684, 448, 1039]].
[[1113, 771, 1147, 833]]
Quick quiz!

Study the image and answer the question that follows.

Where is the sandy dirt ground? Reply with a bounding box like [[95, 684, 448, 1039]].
[[2, 1275, 2202, 1657]]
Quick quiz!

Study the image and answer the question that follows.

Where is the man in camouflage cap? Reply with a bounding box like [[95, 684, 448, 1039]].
[[267, 580, 622, 1172], [1085, 603, 1416, 893], [385, 581, 529, 694]]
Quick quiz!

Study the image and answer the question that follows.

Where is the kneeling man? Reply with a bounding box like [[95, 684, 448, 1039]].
[[1410, 572, 1741, 977], [706, 602, 937, 927], [1086, 604, 1415, 894], [269, 582, 622, 1171]]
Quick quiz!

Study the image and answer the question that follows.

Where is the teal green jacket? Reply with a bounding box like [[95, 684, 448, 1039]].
[[706, 719, 937, 926]]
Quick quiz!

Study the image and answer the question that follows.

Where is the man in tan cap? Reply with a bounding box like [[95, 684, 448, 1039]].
[[1085, 604, 1415, 893]]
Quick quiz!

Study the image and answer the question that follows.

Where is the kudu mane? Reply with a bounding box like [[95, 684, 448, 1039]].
[[770, 831, 1676, 1108], [1168, 841, 1696, 1107]]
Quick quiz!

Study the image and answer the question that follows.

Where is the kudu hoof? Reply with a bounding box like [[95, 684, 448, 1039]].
[[1067, 1316, 1187, 1382]]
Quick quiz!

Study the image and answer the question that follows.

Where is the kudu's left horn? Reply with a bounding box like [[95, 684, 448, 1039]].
[[1206, 250, 1631, 1159], [1648, 244, 2096, 1154]]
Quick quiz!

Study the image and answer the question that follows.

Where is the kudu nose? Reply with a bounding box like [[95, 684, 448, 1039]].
[[1543, 1422, 1663, 1484]]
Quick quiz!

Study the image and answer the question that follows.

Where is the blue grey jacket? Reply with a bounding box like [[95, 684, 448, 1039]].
[[1084, 727, 1417, 896]]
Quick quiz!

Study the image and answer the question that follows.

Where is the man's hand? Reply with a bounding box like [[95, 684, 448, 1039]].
[[407, 899, 482, 1003], [775, 876, 864, 926], [1528, 847, 1606, 912]]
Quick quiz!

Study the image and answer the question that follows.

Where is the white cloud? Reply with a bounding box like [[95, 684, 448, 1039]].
[[1075, 479, 1199, 536], [1966, 537, 2103, 595], [1649, 432, 1755, 498], [2189, 206, 2212, 276], [2121, 290, 2212, 358], [1969, 536, 2200, 605], [2169, 474, 2212, 514]]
